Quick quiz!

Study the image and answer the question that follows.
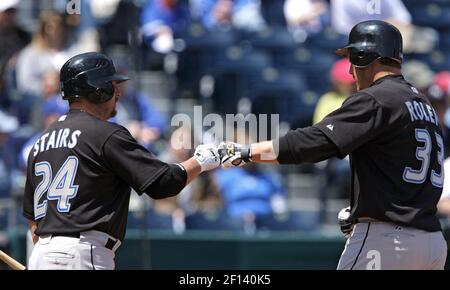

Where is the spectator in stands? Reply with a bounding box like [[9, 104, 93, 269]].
[[402, 60, 435, 94], [109, 60, 169, 150], [313, 58, 355, 124], [0, 0, 30, 72], [90, 0, 137, 50], [150, 196, 186, 233], [429, 71, 450, 157], [114, 90, 168, 150], [15, 10, 81, 98], [439, 159, 450, 218], [158, 127, 223, 215], [194, 0, 266, 32], [215, 130, 287, 219], [0, 110, 19, 198], [331, 0, 438, 53], [19, 95, 68, 171], [427, 72, 450, 229], [23, 70, 63, 132], [284, 0, 329, 41], [438, 74, 450, 217], [0, 0, 30, 109], [313, 58, 355, 199], [215, 162, 287, 219], [141, 0, 191, 54]]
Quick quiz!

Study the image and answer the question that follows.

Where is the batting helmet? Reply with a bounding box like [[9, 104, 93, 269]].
[[60, 52, 129, 103], [336, 20, 403, 67]]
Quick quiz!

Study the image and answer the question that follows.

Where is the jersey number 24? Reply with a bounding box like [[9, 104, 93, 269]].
[[403, 129, 444, 188], [34, 156, 79, 219]]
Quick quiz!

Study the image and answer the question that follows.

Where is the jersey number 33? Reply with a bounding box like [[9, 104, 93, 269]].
[[403, 128, 444, 188]]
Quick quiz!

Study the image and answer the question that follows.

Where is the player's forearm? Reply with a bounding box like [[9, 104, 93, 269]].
[[437, 199, 450, 217], [249, 141, 279, 164], [28, 220, 38, 245], [180, 157, 202, 185]]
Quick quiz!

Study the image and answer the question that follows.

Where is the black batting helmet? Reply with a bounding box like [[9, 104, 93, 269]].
[[60, 52, 129, 103], [336, 20, 403, 67]]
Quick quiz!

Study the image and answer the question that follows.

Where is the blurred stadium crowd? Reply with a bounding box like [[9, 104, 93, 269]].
[[1, 0, 450, 249]]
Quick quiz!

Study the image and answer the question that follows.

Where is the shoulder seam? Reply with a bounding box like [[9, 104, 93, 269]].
[[100, 127, 128, 167], [348, 91, 383, 108]]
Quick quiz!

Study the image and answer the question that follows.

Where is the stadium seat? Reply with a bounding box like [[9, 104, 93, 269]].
[[127, 208, 173, 231], [260, 0, 287, 26], [404, 0, 450, 29], [247, 68, 309, 124], [175, 24, 238, 98], [277, 47, 337, 96], [410, 50, 450, 72], [305, 26, 347, 53], [255, 211, 320, 232], [438, 29, 450, 51], [204, 46, 273, 113], [245, 26, 298, 62], [185, 211, 244, 231]]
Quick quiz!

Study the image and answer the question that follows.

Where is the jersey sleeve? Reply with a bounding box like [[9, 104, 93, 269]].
[[314, 92, 388, 157], [275, 126, 340, 164], [22, 153, 35, 221], [102, 128, 170, 194]]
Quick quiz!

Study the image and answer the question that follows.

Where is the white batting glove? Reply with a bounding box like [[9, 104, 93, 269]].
[[193, 144, 220, 172], [218, 142, 252, 169], [338, 206, 353, 239]]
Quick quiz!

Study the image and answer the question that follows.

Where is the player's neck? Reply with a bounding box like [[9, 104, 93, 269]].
[[70, 101, 109, 121], [373, 67, 401, 83]]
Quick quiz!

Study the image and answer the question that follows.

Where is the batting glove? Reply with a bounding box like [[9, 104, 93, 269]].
[[338, 206, 353, 239], [218, 142, 252, 168], [193, 144, 220, 172]]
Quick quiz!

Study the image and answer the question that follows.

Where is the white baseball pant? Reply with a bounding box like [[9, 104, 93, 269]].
[[28, 230, 121, 270]]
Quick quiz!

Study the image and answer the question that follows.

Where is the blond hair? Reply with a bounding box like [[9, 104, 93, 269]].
[[32, 10, 65, 50]]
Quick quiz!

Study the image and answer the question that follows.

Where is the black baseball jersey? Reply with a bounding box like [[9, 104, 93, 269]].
[[313, 75, 443, 231], [23, 109, 169, 240]]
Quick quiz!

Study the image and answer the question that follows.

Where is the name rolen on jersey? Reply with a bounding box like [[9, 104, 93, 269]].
[[314, 75, 444, 232], [23, 110, 170, 241]]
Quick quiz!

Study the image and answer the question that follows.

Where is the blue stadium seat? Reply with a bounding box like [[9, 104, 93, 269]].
[[245, 26, 298, 55], [175, 24, 238, 97], [185, 211, 244, 231], [208, 46, 272, 73], [247, 68, 309, 124], [0, 208, 7, 231], [205, 46, 273, 113], [277, 47, 337, 96], [127, 208, 173, 230], [306, 26, 347, 52], [438, 29, 450, 51], [410, 50, 450, 72], [260, 0, 287, 26], [404, 0, 450, 29], [255, 211, 320, 232]]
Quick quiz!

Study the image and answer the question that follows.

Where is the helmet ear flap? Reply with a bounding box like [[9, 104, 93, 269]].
[[87, 83, 114, 103]]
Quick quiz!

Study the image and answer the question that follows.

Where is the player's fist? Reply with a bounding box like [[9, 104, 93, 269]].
[[338, 206, 353, 239], [193, 144, 220, 172], [218, 142, 252, 168]]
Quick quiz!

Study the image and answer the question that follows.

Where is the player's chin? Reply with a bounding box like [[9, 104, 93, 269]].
[[110, 109, 117, 118]]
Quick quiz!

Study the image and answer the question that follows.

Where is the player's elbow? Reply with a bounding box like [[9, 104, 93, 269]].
[[144, 164, 187, 200], [147, 190, 179, 200]]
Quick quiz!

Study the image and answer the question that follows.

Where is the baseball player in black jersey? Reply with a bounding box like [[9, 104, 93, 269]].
[[219, 20, 448, 270], [22, 52, 220, 270]]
